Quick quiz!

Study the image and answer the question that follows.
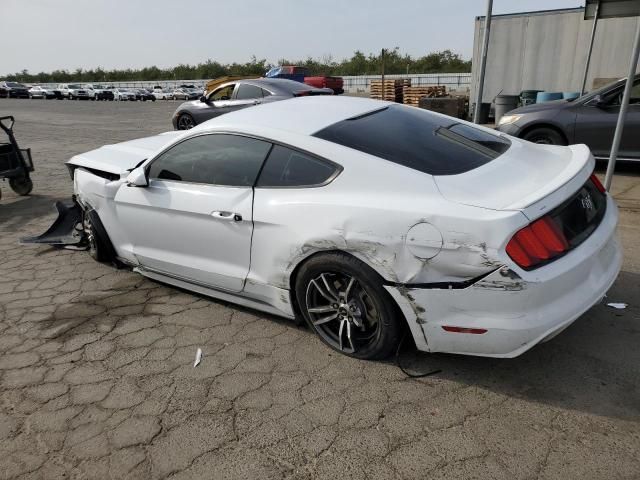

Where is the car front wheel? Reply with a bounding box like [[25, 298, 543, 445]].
[[522, 127, 566, 145], [295, 252, 402, 359], [177, 113, 196, 130], [84, 212, 111, 262]]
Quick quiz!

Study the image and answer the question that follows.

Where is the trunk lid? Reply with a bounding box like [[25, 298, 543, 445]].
[[66, 131, 183, 176], [434, 140, 594, 219]]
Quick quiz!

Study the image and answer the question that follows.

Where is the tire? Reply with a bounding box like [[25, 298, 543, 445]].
[[177, 113, 196, 130], [9, 177, 33, 196], [522, 127, 566, 145], [294, 252, 402, 359], [84, 211, 112, 262]]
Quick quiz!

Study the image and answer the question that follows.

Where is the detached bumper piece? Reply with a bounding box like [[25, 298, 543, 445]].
[[20, 198, 87, 248]]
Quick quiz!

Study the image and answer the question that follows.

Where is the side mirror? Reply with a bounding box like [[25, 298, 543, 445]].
[[593, 94, 608, 108], [126, 167, 148, 187], [200, 95, 207, 103]]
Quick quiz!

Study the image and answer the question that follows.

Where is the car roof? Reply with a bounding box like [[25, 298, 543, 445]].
[[244, 78, 312, 91], [195, 96, 392, 136]]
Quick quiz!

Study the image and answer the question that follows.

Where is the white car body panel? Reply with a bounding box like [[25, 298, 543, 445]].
[[65, 96, 622, 358], [114, 181, 254, 292], [388, 196, 621, 357]]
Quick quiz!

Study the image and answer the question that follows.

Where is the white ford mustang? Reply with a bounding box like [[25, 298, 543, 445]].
[[25, 96, 622, 360]]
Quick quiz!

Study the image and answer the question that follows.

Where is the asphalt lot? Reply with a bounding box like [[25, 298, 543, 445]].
[[0, 98, 639, 480]]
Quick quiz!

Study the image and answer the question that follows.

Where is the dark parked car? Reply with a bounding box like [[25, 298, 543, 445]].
[[172, 78, 332, 130], [135, 89, 156, 102], [496, 75, 640, 160], [0, 81, 30, 98]]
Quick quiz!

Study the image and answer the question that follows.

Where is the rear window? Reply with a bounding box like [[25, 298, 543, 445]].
[[313, 105, 511, 176]]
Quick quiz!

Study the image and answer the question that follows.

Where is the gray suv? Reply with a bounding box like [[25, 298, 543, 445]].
[[496, 75, 640, 161], [172, 78, 332, 130]]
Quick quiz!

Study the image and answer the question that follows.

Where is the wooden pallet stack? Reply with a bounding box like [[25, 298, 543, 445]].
[[370, 79, 409, 103], [402, 85, 447, 106]]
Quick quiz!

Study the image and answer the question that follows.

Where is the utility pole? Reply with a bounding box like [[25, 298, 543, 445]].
[[381, 48, 386, 99], [473, 0, 493, 123]]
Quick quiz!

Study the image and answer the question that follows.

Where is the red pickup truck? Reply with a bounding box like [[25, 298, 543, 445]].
[[265, 66, 344, 95], [303, 76, 344, 95]]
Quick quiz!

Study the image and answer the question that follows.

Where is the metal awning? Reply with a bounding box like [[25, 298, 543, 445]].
[[585, 0, 640, 19]]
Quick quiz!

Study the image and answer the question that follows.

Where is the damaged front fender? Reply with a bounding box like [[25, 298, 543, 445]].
[[20, 197, 87, 248]]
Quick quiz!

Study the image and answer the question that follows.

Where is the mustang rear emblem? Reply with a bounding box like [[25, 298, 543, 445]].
[[581, 193, 594, 211]]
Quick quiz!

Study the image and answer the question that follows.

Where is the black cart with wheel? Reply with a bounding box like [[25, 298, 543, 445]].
[[0, 116, 34, 200]]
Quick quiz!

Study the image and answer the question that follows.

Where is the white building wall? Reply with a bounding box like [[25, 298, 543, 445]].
[[471, 8, 640, 103]]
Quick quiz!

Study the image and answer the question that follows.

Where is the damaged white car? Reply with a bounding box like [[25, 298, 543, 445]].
[[24, 97, 622, 359]]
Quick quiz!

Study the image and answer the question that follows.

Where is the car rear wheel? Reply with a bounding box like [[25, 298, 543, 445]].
[[9, 177, 33, 196], [522, 127, 566, 145], [177, 113, 196, 130], [295, 252, 402, 359]]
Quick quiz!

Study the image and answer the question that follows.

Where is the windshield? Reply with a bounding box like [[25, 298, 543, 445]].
[[68, 84, 82, 89], [7, 82, 24, 88], [575, 77, 628, 104]]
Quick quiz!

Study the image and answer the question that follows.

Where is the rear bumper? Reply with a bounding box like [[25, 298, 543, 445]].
[[387, 195, 622, 357]]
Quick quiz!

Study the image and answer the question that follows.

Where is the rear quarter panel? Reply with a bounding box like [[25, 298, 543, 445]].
[[247, 133, 527, 291]]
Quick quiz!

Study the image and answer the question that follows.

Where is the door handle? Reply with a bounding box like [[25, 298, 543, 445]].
[[211, 211, 242, 221]]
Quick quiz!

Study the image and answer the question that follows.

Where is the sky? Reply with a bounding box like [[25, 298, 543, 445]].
[[1, 0, 582, 76]]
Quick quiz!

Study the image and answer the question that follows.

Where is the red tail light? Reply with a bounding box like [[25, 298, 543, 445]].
[[506, 216, 569, 269], [590, 173, 606, 193]]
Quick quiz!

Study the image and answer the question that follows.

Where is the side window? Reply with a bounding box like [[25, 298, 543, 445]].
[[148, 134, 271, 187], [208, 84, 235, 101], [236, 84, 263, 100], [257, 145, 339, 187]]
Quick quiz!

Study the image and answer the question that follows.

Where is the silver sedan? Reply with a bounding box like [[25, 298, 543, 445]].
[[172, 78, 332, 130]]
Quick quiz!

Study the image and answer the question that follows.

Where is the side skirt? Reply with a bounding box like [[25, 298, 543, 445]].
[[135, 266, 296, 320]]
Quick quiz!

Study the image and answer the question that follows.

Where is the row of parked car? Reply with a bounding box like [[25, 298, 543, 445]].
[[0, 81, 204, 102]]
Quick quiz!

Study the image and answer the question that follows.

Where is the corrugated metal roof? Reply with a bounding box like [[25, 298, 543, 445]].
[[476, 7, 584, 21]]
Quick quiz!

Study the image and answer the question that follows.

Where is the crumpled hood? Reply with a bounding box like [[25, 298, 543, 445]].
[[66, 131, 183, 176]]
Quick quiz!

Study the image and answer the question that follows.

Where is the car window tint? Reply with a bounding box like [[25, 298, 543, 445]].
[[148, 134, 271, 187], [209, 85, 235, 101], [236, 84, 264, 100], [257, 145, 337, 187], [313, 105, 510, 176]]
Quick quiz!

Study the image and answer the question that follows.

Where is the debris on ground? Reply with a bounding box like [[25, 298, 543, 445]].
[[606, 302, 628, 310], [193, 348, 203, 367]]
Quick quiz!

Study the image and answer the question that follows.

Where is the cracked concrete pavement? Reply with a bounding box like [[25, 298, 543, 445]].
[[0, 99, 639, 479]]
